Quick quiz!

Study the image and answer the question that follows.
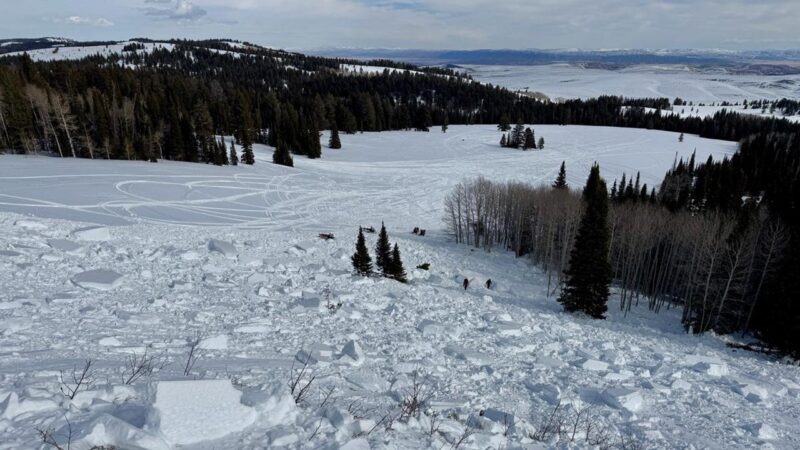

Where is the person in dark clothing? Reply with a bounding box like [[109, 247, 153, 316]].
[[463, 278, 469, 290], [485, 279, 492, 289]]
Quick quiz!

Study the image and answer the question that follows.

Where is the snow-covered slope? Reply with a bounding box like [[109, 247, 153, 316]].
[[2, 126, 796, 450], [4, 42, 176, 62]]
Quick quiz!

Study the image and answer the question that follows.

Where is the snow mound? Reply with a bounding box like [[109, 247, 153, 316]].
[[339, 339, 365, 365], [73, 226, 111, 241], [208, 239, 237, 258], [152, 379, 257, 446], [71, 269, 124, 290]]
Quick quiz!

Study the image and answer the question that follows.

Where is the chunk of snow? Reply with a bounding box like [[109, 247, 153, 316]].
[[151, 379, 257, 446], [208, 239, 237, 258], [481, 408, 515, 433], [99, 337, 122, 347], [734, 382, 769, 403], [417, 319, 446, 336], [47, 239, 82, 252], [577, 358, 609, 371], [0, 250, 22, 257], [14, 219, 47, 230], [1, 392, 59, 419], [0, 318, 33, 335], [73, 226, 111, 241], [339, 340, 365, 365], [602, 387, 645, 412], [525, 382, 561, 405], [72, 269, 124, 290], [199, 334, 229, 350], [297, 343, 337, 364], [71, 414, 170, 450], [744, 422, 778, 440], [241, 381, 297, 427], [692, 361, 729, 377], [340, 437, 371, 450]]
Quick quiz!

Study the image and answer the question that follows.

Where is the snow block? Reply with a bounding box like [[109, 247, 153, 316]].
[[692, 361, 729, 377], [0, 250, 22, 257], [734, 382, 769, 403], [208, 239, 237, 258], [297, 344, 338, 364], [525, 382, 561, 405], [47, 238, 83, 252], [1, 392, 59, 420], [73, 226, 111, 241], [151, 379, 257, 446], [72, 414, 170, 450], [199, 334, 229, 350], [339, 340, 365, 365], [72, 269, 124, 290], [481, 408, 515, 434], [340, 437, 371, 450], [577, 358, 609, 371], [417, 319, 446, 336], [744, 422, 778, 441], [242, 381, 297, 427], [601, 387, 645, 412]]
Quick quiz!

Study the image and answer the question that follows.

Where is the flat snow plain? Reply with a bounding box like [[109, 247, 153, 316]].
[[2, 125, 798, 450], [464, 64, 800, 102]]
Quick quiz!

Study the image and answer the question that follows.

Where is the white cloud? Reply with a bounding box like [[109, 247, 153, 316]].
[[144, 0, 207, 22], [48, 16, 114, 27]]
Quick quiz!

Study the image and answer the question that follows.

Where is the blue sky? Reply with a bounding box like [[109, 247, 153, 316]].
[[2, 0, 799, 50]]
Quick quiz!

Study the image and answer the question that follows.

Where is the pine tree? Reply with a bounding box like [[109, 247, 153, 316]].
[[328, 125, 341, 149], [537, 137, 545, 149], [375, 222, 392, 276], [523, 127, 536, 150], [441, 115, 448, 133], [553, 161, 568, 189], [388, 243, 407, 283], [510, 120, 525, 148], [306, 121, 322, 159], [679, 132, 684, 143], [497, 115, 511, 132], [229, 139, 238, 166], [272, 141, 293, 167], [500, 134, 507, 147], [558, 164, 612, 319], [351, 227, 373, 276]]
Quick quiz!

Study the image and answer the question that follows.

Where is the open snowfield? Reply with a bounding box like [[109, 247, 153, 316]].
[[2, 126, 798, 449], [464, 64, 800, 102]]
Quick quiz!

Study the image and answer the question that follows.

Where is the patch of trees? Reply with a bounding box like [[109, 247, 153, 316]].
[[444, 161, 793, 354]]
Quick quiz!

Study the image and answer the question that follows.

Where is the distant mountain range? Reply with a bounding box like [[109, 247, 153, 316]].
[[309, 48, 800, 75]]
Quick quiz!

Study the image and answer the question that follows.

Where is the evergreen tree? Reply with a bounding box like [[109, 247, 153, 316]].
[[242, 143, 255, 165], [558, 164, 612, 319], [510, 120, 525, 148], [679, 132, 685, 143], [388, 243, 407, 283], [229, 139, 238, 166], [272, 141, 293, 167], [351, 227, 373, 276], [523, 127, 536, 150], [537, 136, 545, 149], [497, 114, 511, 132], [441, 115, 448, 133], [328, 125, 341, 149], [500, 134, 507, 147], [306, 120, 322, 159], [375, 222, 392, 276], [553, 161, 568, 189]]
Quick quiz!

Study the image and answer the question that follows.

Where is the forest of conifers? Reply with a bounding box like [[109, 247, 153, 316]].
[[0, 40, 798, 356]]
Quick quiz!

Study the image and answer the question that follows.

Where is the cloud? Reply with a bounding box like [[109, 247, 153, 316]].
[[48, 16, 114, 27], [144, 0, 207, 22]]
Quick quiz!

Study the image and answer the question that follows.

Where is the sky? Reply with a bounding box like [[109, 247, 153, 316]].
[[2, 0, 800, 51]]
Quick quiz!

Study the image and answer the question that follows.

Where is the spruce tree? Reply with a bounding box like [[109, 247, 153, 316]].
[[553, 161, 568, 189], [558, 164, 612, 319], [229, 139, 238, 166], [306, 122, 322, 159], [497, 115, 511, 132], [328, 125, 341, 149], [511, 120, 525, 148], [388, 243, 407, 283], [500, 134, 507, 147], [537, 136, 545, 149], [272, 142, 293, 167], [351, 227, 373, 276], [242, 143, 255, 165], [441, 115, 449, 133], [523, 127, 536, 150], [375, 222, 392, 276]]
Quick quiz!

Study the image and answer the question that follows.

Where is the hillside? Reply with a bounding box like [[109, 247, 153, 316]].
[[3, 127, 797, 449]]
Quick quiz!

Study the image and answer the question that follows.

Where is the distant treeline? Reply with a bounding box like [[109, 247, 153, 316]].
[[2, 41, 800, 164]]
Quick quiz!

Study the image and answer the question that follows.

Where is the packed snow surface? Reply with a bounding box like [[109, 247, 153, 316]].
[[0, 126, 797, 449], [464, 64, 800, 102]]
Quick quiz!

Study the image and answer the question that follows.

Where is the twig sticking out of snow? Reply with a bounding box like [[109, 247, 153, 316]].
[[122, 349, 170, 385], [184, 333, 204, 376], [59, 359, 94, 400], [288, 351, 317, 405]]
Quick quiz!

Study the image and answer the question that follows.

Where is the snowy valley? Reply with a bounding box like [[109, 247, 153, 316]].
[[2, 126, 798, 449]]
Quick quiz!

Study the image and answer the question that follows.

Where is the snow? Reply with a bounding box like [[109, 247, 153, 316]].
[[71, 269, 124, 290], [72, 226, 111, 241], [152, 379, 257, 445], [0, 125, 796, 449], [207, 238, 237, 258], [4, 42, 176, 62], [465, 63, 800, 102]]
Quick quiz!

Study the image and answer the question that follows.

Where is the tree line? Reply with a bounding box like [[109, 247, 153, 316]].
[[444, 157, 795, 356]]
